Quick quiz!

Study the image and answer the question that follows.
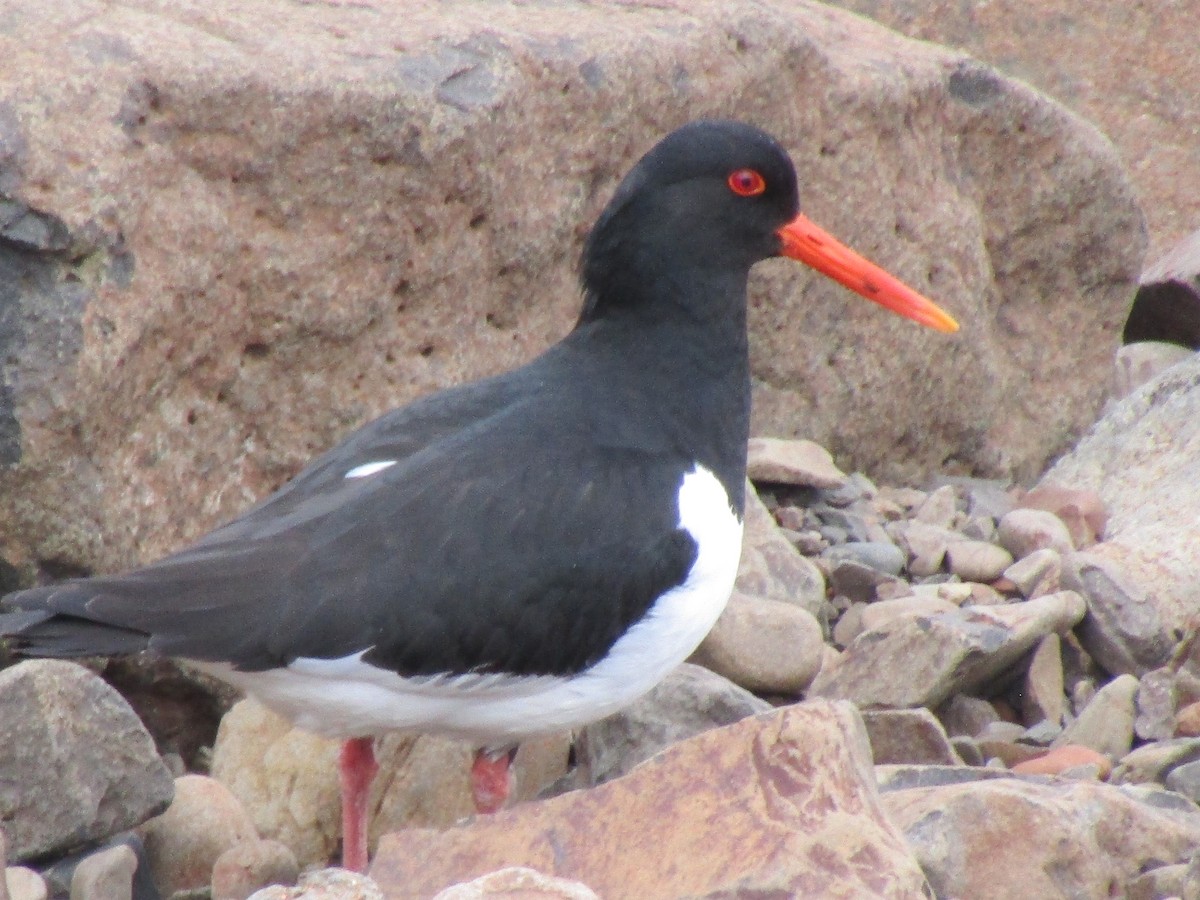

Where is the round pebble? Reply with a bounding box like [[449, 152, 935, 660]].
[[944, 540, 1013, 582], [213, 839, 300, 900]]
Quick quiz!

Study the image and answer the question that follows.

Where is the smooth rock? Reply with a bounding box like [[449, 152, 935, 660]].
[[914, 485, 959, 528], [746, 437, 846, 488], [578, 662, 770, 786], [938, 694, 1001, 738], [1115, 341, 1196, 397], [212, 839, 300, 900], [1003, 547, 1062, 598], [1165, 760, 1200, 804], [248, 869, 381, 900], [1012, 745, 1112, 779], [0, 660, 173, 863], [431, 867, 600, 899], [69, 844, 137, 900], [997, 508, 1075, 559], [1177, 700, 1200, 738], [1054, 674, 1138, 759], [810, 592, 1087, 709], [212, 699, 570, 869], [736, 483, 826, 614], [944, 540, 1013, 583], [690, 593, 824, 695], [883, 777, 1200, 899], [1063, 549, 1174, 676], [140, 774, 258, 897], [1019, 485, 1106, 549], [822, 540, 906, 576], [861, 709, 962, 765], [827, 558, 903, 603], [890, 521, 958, 577], [1021, 634, 1066, 726], [4, 869, 46, 900], [371, 702, 930, 898], [1113, 739, 1200, 786]]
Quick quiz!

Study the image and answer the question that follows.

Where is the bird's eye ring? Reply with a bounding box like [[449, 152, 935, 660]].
[[727, 168, 767, 197]]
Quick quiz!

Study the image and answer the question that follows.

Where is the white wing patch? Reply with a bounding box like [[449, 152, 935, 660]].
[[193, 464, 744, 741], [345, 460, 397, 479]]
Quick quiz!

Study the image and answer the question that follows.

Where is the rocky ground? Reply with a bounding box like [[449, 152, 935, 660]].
[[4, 0, 1200, 899]]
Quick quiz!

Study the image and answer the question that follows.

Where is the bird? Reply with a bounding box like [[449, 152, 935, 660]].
[[0, 119, 958, 873]]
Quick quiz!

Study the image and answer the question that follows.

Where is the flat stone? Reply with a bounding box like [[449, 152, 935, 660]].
[[248, 869, 382, 900], [1053, 674, 1138, 759], [736, 483, 826, 615], [746, 437, 846, 488], [690, 594, 824, 695], [578, 663, 770, 786], [938, 694, 1001, 738], [858, 595, 959, 633], [371, 703, 929, 898], [944, 540, 1013, 582], [997, 508, 1075, 559], [810, 592, 1087, 709], [1063, 549, 1175, 676], [914, 484, 960, 528], [1021, 634, 1066, 727], [827, 558, 904, 603], [1003, 548, 1062, 597], [0, 661, 173, 863], [883, 777, 1200, 898], [861, 709, 962, 765], [822, 540, 906, 576], [1113, 739, 1200, 786], [211, 839, 299, 900], [1012, 745, 1112, 779], [69, 845, 137, 900], [1164, 760, 1200, 804], [890, 521, 959, 577], [431, 867, 600, 899]]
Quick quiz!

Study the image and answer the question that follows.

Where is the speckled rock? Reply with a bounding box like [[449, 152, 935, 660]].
[[431, 867, 600, 900], [0, 660, 173, 863]]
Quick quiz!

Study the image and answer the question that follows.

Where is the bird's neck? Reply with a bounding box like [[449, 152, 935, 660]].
[[566, 268, 753, 512]]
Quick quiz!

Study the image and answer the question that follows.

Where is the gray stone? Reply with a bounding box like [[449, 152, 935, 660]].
[[746, 437, 846, 488], [69, 845, 136, 900], [950, 737, 984, 767], [0, 661, 173, 863], [861, 709, 962, 765], [938, 694, 1001, 738], [875, 764, 1017, 793], [1054, 674, 1138, 759], [822, 541, 906, 576], [827, 558, 903, 603], [579, 662, 770, 785], [1063, 549, 1175, 677], [1113, 739, 1200, 786], [890, 521, 958, 577], [997, 508, 1075, 559], [944, 540, 1013, 582], [810, 593, 1086, 709], [1165, 760, 1200, 805]]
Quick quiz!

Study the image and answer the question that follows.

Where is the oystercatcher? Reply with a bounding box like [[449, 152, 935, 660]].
[[0, 120, 957, 872]]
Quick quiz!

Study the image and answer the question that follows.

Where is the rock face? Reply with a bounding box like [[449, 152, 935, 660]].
[[0, 0, 1142, 581], [0, 660, 173, 863], [1043, 354, 1200, 674], [371, 702, 930, 898]]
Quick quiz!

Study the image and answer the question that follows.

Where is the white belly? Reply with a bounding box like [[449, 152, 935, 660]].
[[194, 464, 743, 742]]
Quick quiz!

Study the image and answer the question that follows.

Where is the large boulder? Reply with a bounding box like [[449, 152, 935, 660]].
[[0, 0, 1143, 577]]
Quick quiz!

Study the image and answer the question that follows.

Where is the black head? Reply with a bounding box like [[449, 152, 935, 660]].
[[579, 120, 801, 323]]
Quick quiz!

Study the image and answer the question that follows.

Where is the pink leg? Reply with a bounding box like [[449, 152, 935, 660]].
[[470, 747, 516, 814], [338, 737, 378, 873]]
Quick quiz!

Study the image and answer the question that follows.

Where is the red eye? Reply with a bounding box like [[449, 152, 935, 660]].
[[727, 168, 766, 197]]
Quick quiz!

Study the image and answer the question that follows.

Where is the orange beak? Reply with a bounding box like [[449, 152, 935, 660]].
[[776, 213, 959, 333]]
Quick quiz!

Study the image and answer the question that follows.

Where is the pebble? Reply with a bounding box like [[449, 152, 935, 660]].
[[746, 437, 846, 488], [1021, 634, 1066, 727], [212, 840, 300, 900], [892, 521, 957, 576], [938, 694, 1000, 738], [827, 559, 902, 603], [1175, 700, 1200, 737], [1135, 668, 1178, 741], [944, 540, 1013, 582], [69, 844, 137, 900], [1002, 548, 1062, 597], [914, 484, 959, 528], [1019, 485, 1106, 549], [248, 869, 382, 900], [858, 596, 958, 633], [997, 508, 1075, 559], [5, 869, 47, 900], [1164, 760, 1200, 803], [1054, 673, 1138, 759], [431, 867, 600, 899], [823, 541, 906, 576], [1012, 745, 1112, 779]]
